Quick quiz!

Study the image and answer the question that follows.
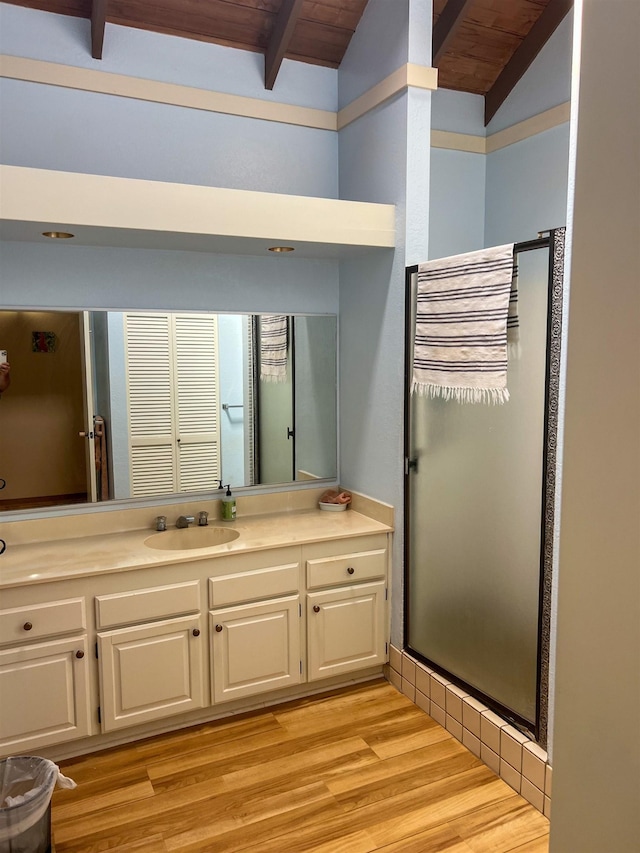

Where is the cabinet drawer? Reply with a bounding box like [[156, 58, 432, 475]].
[[96, 581, 200, 629], [209, 563, 299, 608], [306, 548, 386, 589], [0, 598, 86, 645]]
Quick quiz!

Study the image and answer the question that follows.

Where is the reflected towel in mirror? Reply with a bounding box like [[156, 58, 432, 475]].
[[260, 314, 289, 382]]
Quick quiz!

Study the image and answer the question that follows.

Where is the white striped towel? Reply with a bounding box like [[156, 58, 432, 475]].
[[260, 314, 289, 382], [508, 259, 520, 357], [412, 244, 516, 404]]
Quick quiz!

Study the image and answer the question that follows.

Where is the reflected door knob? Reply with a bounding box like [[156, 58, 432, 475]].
[[192, 628, 200, 637], [215, 624, 223, 632], [347, 567, 355, 575], [313, 605, 320, 613], [75, 650, 85, 659], [23, 622, 33, 631]]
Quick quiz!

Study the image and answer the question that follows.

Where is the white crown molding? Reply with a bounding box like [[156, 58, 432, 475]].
[[431, 101, 571, 155], [1, 53, 567, 154], [0, 55, 337, 131], [337, 64, 438, 131], [485, 101, 571, 152], [430, 130, 486, 154], [0, 55, 437, 134]]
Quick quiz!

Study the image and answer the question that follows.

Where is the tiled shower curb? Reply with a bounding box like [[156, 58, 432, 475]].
[[385, 646, 552, 819]]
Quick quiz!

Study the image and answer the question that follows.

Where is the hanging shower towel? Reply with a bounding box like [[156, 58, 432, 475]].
[[260, 314, 289, 382], [412, 243, 516, 404], [508, 258, 520, 357]]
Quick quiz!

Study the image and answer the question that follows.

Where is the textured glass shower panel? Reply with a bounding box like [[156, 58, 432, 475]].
[[408, 249, 549, 723]]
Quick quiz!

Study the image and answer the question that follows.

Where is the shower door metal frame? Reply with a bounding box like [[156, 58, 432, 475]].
[[403, 228, 565, 745]]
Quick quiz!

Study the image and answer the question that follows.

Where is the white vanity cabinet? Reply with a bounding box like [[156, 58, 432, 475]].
[[303, 535, 388, 681], [96, 580, 206, 732], [0, 512, 392, 757], [209, 551, 302, 703], [0, 597, 91, 753]]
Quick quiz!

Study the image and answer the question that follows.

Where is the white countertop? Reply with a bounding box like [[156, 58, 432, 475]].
[[0, 508, 392, 588]]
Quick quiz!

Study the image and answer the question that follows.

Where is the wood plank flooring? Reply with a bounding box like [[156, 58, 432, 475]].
[[51, 680, 550, 853]]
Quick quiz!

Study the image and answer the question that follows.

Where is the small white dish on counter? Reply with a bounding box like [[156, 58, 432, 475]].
[[319, 501, 348, 512]]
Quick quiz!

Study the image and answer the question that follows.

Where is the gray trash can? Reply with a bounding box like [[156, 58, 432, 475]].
[[0, 756, 76, 853]]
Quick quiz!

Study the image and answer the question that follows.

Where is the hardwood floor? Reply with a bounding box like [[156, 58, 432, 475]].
[[51, 680, 550, 853]]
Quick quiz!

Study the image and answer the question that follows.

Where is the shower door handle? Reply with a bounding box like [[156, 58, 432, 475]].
[[405, 457, 418, 474]]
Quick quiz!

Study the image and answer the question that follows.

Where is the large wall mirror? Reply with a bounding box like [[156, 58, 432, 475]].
[[0, 309, 337, 512]]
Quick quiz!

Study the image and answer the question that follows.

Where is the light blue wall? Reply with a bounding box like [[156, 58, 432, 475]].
[[431, 88, 485, 135], [0, 79, 337, 197], [485, 10, 573, 136], [0, 4, 337, 108], [0, 5, 338, 197], [0, 242, 339, 316], [485, 125, 571, 245], [429, 13, 572, 256], [429, 90, 486, 258], [429, 149, 486, 257], [484, 15, 573, 245], [337, 0, 409, 109], [338, 0, 431, 646]]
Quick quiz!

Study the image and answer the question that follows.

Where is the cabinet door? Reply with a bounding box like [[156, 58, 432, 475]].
[[211, 596, 301, 703], [98, 615, 205, 732], [307, 581, 387, 681], [0, 636, 91, 754]]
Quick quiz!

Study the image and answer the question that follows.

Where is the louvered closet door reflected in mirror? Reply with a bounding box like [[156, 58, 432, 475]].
[[124, 312, 220, 497]]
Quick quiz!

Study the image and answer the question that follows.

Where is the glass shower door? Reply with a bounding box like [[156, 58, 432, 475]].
[[406, 247, 550, 725]]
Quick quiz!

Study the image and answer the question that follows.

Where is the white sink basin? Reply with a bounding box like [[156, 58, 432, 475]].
[[144, 526, 240, 551]]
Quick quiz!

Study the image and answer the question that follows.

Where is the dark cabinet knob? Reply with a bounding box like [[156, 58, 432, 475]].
[[75, 650, 85, 659], [313, 605, 320, 613], [23, 622, 33, 631], [192, 628, 200, 637], [347, 566, 355, 575], [215, 624, 223, 632]]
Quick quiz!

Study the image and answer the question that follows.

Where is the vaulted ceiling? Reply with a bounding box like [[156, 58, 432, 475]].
[[4, 0, 572, 123]]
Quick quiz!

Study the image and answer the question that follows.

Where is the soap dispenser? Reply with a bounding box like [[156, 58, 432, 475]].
[[221, 484, 236, 521]]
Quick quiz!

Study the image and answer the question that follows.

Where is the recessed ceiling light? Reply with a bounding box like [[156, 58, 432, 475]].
[[42, 231, 74, 239], [268, 246, 295, 253]]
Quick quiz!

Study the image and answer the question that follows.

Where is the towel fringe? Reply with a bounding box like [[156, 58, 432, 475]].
[[411, 379, 509, 405], [261, 373, 288, 383]]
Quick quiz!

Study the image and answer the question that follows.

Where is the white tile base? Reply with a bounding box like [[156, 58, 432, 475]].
[[387, 646, 552, 818]]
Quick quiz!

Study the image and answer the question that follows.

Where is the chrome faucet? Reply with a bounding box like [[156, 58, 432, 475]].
[[176, 515, 195, 529]]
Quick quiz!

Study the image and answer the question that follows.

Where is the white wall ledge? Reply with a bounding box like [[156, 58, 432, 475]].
[[0, 166, 396, 259]]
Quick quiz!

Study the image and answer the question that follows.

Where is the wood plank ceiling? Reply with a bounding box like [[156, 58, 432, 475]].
[[5, 0, 572, 123]]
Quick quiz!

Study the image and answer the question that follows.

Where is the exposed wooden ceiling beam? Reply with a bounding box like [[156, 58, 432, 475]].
[[433, 0, 475, 65], [265, 0, 305, 90], [91, 0, 107, 60], [484, 0, 574, 125]]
